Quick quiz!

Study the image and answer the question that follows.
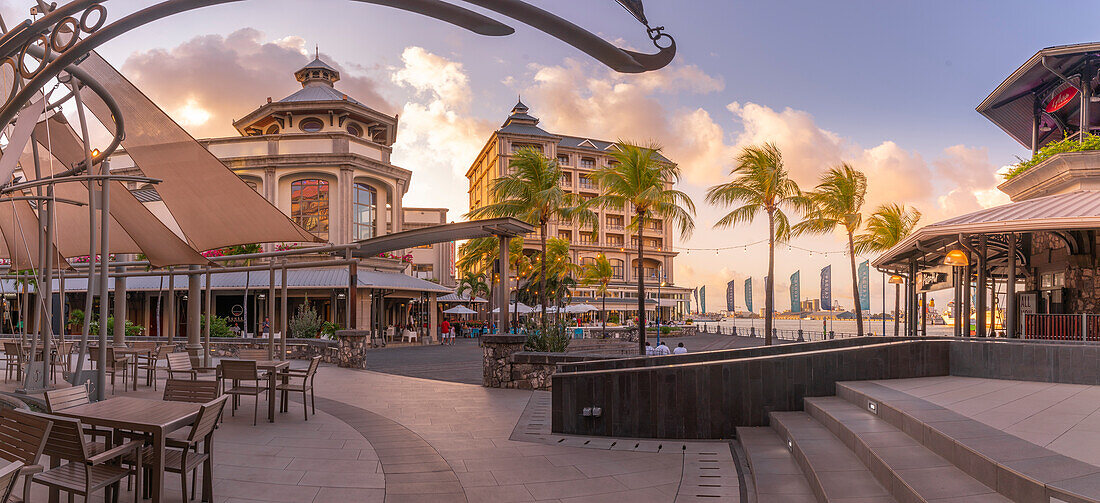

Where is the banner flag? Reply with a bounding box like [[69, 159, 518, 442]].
[[858, 260, 871, 311], [820, 266, 832, 309], [790, 271, 801, 312], [699, 285, 706, 313], [726, 280, 736, 312], [745, 278, 753, 314]]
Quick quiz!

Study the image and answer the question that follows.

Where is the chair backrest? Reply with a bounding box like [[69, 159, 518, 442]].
[[163, 379, 219, 403], [186, 395, 229, 443], [27, 412, 89, 463], [2, 342, 20, 360], [220, 359, 259, 381], [44, 386, 91, 413], [236, 349, 268, 360], [166, 352, 194, 372], [132, 341, 156, 350], [0, 408, 53, 465], [0, 459, 24, 503], [105, 347, 126, 369], [305, 355, 322, 381], [155, 344, 174, 358]]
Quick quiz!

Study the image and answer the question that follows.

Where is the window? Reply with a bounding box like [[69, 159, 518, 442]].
[[578, 174, 595, 190], [512, 143, 542, 153], [560, 173, 572, 187], [264, 125, 279, 135], [646, 219, 663, 232], [299, 118, 324, 132], [581, 257, 596, 267], [606, 234, 623, 246], [557, 154, 569, 165], [1054, 271, 1066, 287], [578, 232, 597, 245], [606, 215, 623, 229], [291, 179, 330, 239], [558, 230, 571, 241], [610, 259, 624, 279], [580, 157, 595, 169], [412, 263, 433, 279], [346, 123, 363, 137], [352, 183, 377, 240], [245, 180, 260, 193]]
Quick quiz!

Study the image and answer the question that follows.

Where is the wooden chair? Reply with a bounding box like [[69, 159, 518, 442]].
[[126, 395, 228, 502], [0, 408, 53, 503], [166, 352, 218, 381], [28, 412, 141, 503], [162, 379, 220, 404], [235, 349, 269, 360], [44, 386, 112, 443], [2, 342, 25, 382], [0, 460, 24, 503], [102, 347, 130, 395], [137, 345, 173, 390], [278, 356, 322, 421], [220, 360, 270, 426], [48, 342, 72, 383]]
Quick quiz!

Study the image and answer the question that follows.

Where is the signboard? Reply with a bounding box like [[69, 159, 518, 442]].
[[726, 280, 736, 312], [820, 266, 832, 309], [917, 266, 953, 293], [858, 260, 870, 311], [744, 278, 753, 314], [790, 271, 800, 312], [1046, 86, 1078, 113]]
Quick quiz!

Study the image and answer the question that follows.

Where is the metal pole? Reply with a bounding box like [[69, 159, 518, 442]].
[[268, 260, 275, 346], [166, 267, 175, 343], [962, 257, 971, 337], [498, 237, 510, 335], [348, 248, 357, 330], [977, 236, 988, 337], [71, 80, 96, 388], [908, 259, 917, 337], [186, 265, 201, 356], [96, 161, 110, 398], [112, 260, 126, 348], [280, 260, 288, 355], [1007, 233, 1018, 338], [920, 292, 927, 336], [204, 269, 211, 368]]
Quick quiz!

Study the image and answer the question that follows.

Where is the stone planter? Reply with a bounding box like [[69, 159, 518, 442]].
[[335, 330, 369, 368], [482, 335, 526, 387]]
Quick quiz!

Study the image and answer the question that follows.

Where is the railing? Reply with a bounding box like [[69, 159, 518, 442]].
[[695, 323, 863, 341], [1023, 313, 1100, 341]]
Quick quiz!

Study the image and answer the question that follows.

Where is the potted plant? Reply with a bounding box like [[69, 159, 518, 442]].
[[67, 309, 84, 334]]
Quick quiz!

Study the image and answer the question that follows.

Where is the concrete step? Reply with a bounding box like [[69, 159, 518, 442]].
[[737, 426, 815, 503], [769, 410, 896, 502], [804, 396, 1010, 503], [837, 380, 1100, 503]]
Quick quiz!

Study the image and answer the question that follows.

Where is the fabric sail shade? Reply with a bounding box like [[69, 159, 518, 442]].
[[73, 51, 321, 251], [25, 115, 208, 267]]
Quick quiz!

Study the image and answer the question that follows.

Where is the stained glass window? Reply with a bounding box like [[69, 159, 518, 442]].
[[291, 179, 330, 240]]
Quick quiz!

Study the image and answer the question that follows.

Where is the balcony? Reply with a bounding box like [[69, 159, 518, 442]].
[[998, 150, 1100, 201]]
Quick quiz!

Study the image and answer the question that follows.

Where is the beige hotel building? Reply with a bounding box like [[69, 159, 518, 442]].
[[466, 101, 691, 321]]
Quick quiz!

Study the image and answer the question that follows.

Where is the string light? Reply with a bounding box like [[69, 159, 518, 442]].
[[671, 239, 849, 256]]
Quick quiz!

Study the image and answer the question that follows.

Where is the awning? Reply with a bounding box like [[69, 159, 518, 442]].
[[34, 268, 451, 294], [873, 190, 1100, 268], [443, 305, 477, 315], [437, 292, 488, 303]]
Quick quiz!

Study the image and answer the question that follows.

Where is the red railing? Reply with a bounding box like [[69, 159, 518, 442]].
[[1022, 313, 1100, 341]]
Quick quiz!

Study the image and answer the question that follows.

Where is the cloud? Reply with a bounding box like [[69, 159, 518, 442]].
[[121, 28, 393, 138], [390, 47, 494, 215]]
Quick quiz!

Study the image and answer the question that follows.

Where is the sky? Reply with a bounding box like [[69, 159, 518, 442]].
[[7, 0, 1100, 314]]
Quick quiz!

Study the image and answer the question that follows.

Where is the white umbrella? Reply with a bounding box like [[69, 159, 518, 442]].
[[567, 303, 599, 313], [491, 302, 535, 314], [443, 305, 477, 315]]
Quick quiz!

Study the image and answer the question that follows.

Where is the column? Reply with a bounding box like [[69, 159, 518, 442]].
[[962, 257, 971, 337], [166, 268, 175, 341], [1007, 233, 1017, 338], [113, 264, 127, 347], [187, 266, 201, 353], [428, 293, 438, 343], [498, 236, 510, 335], [977, 235, 988, 337]]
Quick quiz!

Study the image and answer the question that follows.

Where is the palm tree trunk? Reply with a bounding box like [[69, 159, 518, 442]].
[[539, 221, 548, 329], [893, 283, 900, 337], [847, 230, 864, 336], [765, 211, 774, 346], [636, 213, 647, 355]]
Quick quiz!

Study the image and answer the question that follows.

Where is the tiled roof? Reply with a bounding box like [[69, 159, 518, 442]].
[[279, 85, 362, 105]]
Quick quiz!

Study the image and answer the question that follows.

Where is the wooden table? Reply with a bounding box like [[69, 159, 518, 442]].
[[220, 359, 290, 422], [114, 347, 151, 391], [54, 396, 202, 503]]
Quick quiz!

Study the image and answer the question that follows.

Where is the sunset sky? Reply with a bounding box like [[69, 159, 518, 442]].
[[9, 0, 1100, 312]]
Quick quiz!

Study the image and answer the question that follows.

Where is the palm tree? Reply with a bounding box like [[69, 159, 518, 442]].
[[580, 253, 614, 335], [526, 238, 576, 322], [706, 143, 808, 346], [592, 142, 695, 354], [855, 204, 921, 336], [456, 271, 490, 325], [457, 236, 528, 330], [467, 148, 596, 326], [793, 163, 869, 336]]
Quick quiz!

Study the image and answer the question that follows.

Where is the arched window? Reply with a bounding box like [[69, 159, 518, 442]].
[[264, 124, 279, 135], [610, 259, 624, 279], [299, 118, 324, 132], [291, 179, 329, 239], [353, 183, 377, 240], [346, 123, 363, 137]]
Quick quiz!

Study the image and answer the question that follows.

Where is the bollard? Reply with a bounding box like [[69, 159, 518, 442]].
[[829, 330, 835, 340], [750, 326, 756, 337], [732, 326, 737, 336], [797, 329, 804, 341]]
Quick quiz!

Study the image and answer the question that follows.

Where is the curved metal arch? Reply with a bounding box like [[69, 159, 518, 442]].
[[0, 0, 675, 131]]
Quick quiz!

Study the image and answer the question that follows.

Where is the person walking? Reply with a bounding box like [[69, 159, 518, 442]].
[[262, 317, 271, 338], [441, 319, 451, 345], [673, 342, 687, 354]]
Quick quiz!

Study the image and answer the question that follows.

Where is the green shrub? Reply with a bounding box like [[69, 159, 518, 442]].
[[320, 321, 340, 339], [67, 309, 84, 330], [200, 315, 234, 338], [1006, 133, 1100, 179], [523, 321, 571, 352], [89, 316, 144, 337], [290, 303, 324, 338], [607, 313, 620, 324]]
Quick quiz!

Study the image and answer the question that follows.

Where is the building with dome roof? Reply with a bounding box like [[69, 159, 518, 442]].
[[466, 100, 692, 322], [107, 55, 455, 337]]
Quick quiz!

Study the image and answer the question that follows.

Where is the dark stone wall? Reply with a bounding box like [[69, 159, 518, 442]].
[[552, 340, 950, 439], [950, 339, 1100, 384]]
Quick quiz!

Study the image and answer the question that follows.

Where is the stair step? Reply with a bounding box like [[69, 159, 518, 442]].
[[805, 395, 1010, 503], [837, 380, 1100, 503], [736, 426, 815, 503], [769, 410, 896, 502]]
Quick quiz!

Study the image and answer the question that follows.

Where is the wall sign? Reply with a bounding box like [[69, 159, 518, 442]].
[[1046, 87, 1078, 113]]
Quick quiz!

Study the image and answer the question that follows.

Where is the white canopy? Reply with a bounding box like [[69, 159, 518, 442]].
[[492, 302, 535, 314], [567, 303, 600, 313], [443, 305, 478, 315]]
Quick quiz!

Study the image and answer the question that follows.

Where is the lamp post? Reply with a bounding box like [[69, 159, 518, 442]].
[[888, 274, 904, 337], [655, 268, 666, 346]]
